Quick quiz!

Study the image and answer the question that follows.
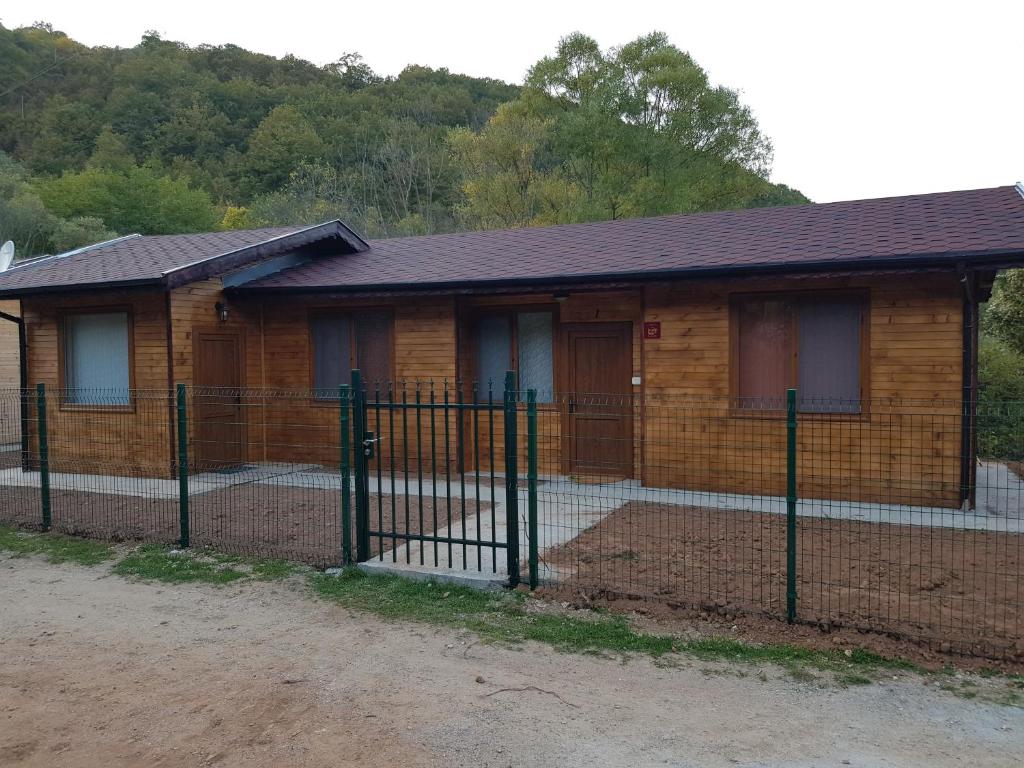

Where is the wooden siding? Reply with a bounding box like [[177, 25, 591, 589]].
[[22, 289, 172, 477], [642, 274, 964, 506], [16, 271, 967, 506], [457, 291, 644, 478], [0, 299, 21, 442]]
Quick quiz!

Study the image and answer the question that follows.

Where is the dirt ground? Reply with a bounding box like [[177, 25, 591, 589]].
[[0, 483, 486, 567], [2, 555, 1022, 768], [544, 501, 1024, 659]]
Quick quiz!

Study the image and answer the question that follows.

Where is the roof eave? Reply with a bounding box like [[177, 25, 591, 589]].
[[162, 220, 369, 289], [0, 277, 166, 300]]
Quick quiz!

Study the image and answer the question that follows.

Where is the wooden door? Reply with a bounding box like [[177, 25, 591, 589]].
[[193, 330, 245, 469], [563, 323, 633, 480]]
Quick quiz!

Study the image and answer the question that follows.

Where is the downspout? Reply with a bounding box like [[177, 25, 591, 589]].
[[959, 269, 978, 509], [0, 305, 29, 471]]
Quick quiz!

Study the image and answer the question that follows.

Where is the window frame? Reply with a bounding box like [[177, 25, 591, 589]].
[[728, 289, 870, 417], [465, 303, 560, 404], [57, 306, 136, 412], [307, 307, 396, 402]]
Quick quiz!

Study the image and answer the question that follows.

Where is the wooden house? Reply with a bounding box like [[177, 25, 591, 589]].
[[1, 185, 1023, 507]]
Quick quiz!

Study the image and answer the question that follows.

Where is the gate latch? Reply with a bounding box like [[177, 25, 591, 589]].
[[362, 431, 376, 460]]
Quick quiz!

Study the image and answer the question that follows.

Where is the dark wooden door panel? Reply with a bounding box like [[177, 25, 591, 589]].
[[194, 331, 244, 469], [563, 323, 633, 480]]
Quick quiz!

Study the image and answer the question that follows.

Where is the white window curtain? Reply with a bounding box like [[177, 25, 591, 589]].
[[64, 313, 130, 405], [517, 312, 554, 402]]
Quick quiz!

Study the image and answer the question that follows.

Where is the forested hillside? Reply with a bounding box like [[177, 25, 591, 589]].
[[0, 22, 806, 257]]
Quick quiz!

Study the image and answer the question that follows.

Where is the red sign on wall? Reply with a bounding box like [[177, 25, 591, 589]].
[[643, 321, 661, 340]]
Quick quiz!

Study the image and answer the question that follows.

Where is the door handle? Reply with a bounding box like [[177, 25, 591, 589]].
[[567, 399, 575, 414]]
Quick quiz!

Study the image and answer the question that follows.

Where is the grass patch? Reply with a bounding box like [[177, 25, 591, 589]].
[[309, 569, 919, 680], [310, 568, 676, 656], [0, 524, 114, 566], [113, 545, 302, 585]]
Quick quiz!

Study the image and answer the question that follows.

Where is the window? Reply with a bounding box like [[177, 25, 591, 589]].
[[732, 294, 865, 413], [475, 310, 554, 401], [311, 311, 393, 397], [63, 311, 131, 405]]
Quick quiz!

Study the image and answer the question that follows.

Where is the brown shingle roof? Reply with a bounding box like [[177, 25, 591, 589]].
[[0, 221, 367, 296], [1, 186, 1022, 297], [239, 186, 1024, 292]]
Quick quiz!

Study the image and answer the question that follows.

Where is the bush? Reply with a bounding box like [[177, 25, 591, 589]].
[[977, 334, 1024, 460]]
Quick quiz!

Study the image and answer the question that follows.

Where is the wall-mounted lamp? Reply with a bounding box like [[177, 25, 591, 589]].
[[553, 291, 570, 302], [215, 301, 229, 323]]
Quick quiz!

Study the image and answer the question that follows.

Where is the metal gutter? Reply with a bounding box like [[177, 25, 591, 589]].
[[0, 277, 165, 300], [959, 269, 979, 509]]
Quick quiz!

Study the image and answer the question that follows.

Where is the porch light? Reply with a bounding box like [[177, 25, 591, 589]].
[[215, 301, 229, 322]]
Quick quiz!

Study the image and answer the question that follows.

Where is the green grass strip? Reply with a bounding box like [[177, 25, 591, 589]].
[[309, 568, 923, 672], [113, 544, 302, 585], [0, 524, 114, 566]]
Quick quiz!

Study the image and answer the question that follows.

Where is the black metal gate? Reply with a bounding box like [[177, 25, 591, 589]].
[[344, 370, 524, 585]]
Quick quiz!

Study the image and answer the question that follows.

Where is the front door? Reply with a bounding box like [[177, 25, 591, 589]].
[[563, 323, 633, 480], [193, 330, 245, 469]]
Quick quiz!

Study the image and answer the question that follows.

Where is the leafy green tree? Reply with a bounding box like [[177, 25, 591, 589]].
[[448, 102, 581, 228], [0, 153, 57, 255], [38, 164, 217, 234], [50, 216, 118, 252], [984, 270, 1024, 355], [87, 127, 136, 172], [239, 105, 325, 197]]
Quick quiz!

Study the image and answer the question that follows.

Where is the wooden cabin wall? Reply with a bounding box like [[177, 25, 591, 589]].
[[458, 290, 644, 478], [642, 273, 964, 507], [251, 295, 460, 470], [0, 299, 22, 443], [21, 288, 173, 477]]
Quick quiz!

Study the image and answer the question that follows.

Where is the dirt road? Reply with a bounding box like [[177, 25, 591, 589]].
[[0, 555, 1020, 767]]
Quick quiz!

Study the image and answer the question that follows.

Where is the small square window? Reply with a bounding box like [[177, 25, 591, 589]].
[[63, 312, 131, 405], [310, 311, 393, 398], [733, 294, 865, 413]]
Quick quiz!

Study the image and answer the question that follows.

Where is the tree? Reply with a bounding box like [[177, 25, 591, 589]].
[[0, 152, 57, 255], [324, 53, 381, 90], [239, 105, 325, 198], [38, 164, 218, 234], [984, 270, 1024, 355], [448, 102, 581, 229], [87, 126, 136, 172], [528, 32, 772, 175], [50, 216, 117, 252]]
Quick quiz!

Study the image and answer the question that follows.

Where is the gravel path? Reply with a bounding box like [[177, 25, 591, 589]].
[[0, 554, 1021, 767]]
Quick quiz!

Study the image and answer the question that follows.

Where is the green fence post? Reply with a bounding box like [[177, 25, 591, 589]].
[[504, 371, 520, 587], [176, 384, 190, 549], [352, 369, 371, 563], [36, 383, 50, 531], [340, 384, 352, 566], [786, 387, 798, 623], [526, 388, 539, 590]]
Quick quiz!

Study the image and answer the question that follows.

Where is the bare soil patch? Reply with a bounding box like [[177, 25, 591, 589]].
[[0, 481, 487, 567], [543, 501, 1024, 660]]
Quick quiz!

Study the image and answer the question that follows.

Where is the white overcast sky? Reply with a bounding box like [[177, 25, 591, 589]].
[[2, 0, 1022, 203]]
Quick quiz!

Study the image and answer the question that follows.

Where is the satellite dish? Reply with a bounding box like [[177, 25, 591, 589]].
[[0, 241, 13, 272]]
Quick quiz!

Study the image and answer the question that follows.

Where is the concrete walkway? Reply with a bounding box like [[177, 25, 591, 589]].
[[2, 460, 1021, 582], [0, 463, 316, 499]]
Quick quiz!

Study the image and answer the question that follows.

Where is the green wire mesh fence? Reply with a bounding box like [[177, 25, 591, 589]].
[[0, 380, 1021, 659]]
